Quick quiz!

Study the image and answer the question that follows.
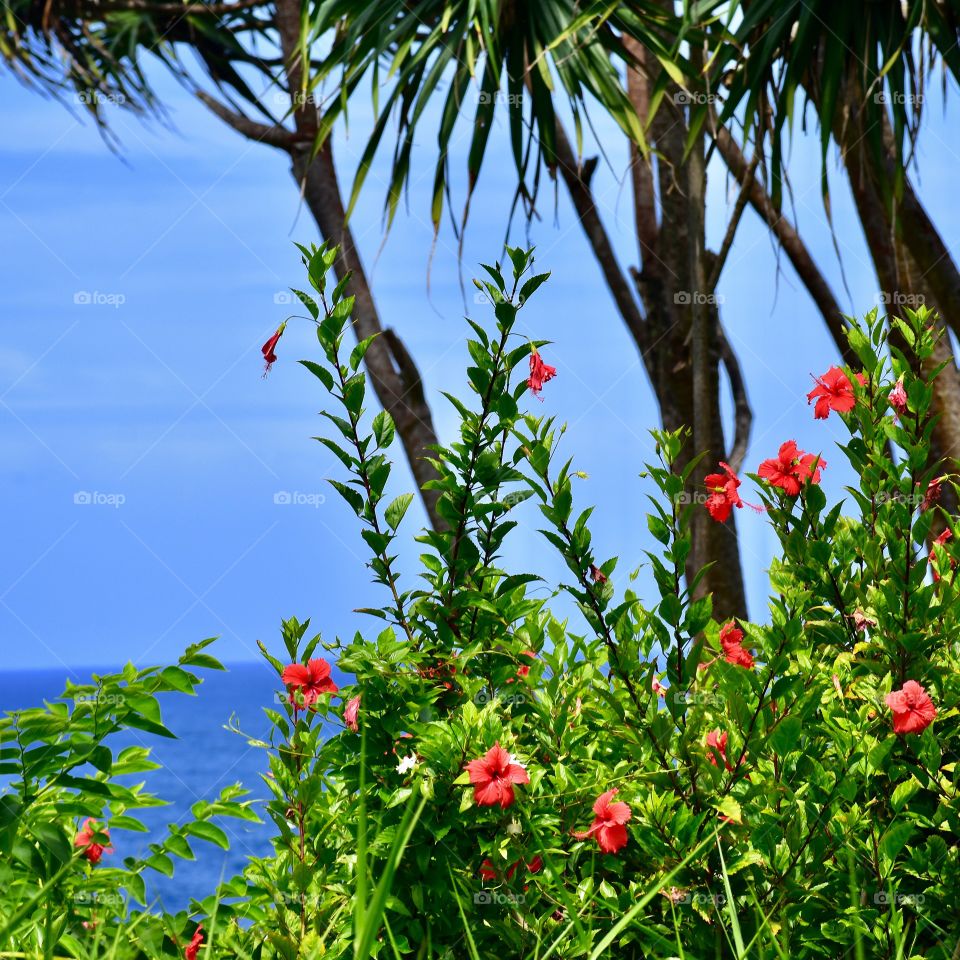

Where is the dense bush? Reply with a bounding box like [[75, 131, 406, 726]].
[[2, 246, 958, 958]]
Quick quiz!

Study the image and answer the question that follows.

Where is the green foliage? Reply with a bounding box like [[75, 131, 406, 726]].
[[3, 254, 960, 958]]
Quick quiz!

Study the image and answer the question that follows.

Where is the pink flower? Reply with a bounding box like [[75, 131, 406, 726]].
[[281, 659, 338, 711], [888, 379, 908, 417], [885, 681, 936, 735], [466, 743, 529, 808], [930, 528, 954, 583], [573, 788, 631, 854], [704, 462, 742, 523], [344, 695, 360, 732], [807, 367, 858, 419], [719, 621, 754, 669], [758, 441, 825, 497], [589, 564, 608, 584], [651, 676, 666, 697], [527, 348, 557, 398], [74, 819, 112, 865], [706, 729, 733, 771]]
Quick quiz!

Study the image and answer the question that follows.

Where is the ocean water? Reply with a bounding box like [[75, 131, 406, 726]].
[[0, 662, 345, 911]]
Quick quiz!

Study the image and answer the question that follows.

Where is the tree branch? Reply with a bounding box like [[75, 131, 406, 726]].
[[196, 91, 299, 148], [551, 120, 651, 360], [713, 124, 853, 364]]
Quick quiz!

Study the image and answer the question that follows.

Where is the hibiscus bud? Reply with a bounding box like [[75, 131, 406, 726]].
[[888, 378, 908, 417], [921, 477, 943, 512], [261, 321, 286, 377]]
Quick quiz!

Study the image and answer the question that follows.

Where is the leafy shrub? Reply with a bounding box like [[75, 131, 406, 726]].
[[2, 246, 958, 958]]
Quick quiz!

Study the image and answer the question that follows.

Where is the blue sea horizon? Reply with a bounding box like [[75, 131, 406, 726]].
[[0, 661, 348, 912]]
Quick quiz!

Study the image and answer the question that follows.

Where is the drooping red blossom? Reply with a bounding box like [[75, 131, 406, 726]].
[[758, 441, 825, 497], [930, 528, 955, 583], [719, 621, 754, 669], [74, 819, 112, 864], [261, 322, 286, 377], [706, 729, 734, 772], [921, 477, 943, 512], [527, 347, 557, 398], [281, 658, 338, 710], [888, 379, 909, 417], [807, 366, 859, 419], [589, 564, 608, 584], [466, 743, 529, 808], [344, 694, 360, 732], [704, 462, 742, 522], [573, 788, 632, 854], [885, 680, 936, 735], [517, 650, 537, 678], [479, 855, 545, 882], [850, 609, 877, 632], [184, 925, 204, 960]]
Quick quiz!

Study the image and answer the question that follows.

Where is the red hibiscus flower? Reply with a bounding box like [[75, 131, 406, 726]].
[[589, 564, 608, 584], [466, 743, 529, 808], [888, 379, 908, 417], [184, 925, 204, 960], [930, 528, 954, 583], [573, 788, 631, 854], [885, 680, 936, 735], [807, 367, 859, 419], [344, 694, 360, 732], [706, 728, 734, 771], [281, 658, 338, 710], [517, 650, 537, 678], [527, 347, 556, 398], [921, 477, 943, 512], [758, 441, 825, 497], [719, 621, 754, 668], [74, 819, 112, 864], [261, 322, 286, 377], [480, 855, 543, 882], [704, 462, 743, 522]]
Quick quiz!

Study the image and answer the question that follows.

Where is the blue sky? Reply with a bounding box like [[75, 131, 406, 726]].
[[1, 65, 957, 671]]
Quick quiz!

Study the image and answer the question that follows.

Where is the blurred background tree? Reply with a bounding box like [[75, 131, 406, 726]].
[[4, 0, 958, 615]]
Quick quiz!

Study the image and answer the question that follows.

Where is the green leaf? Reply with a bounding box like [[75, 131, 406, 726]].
[[385, 493, 414, 531], [185, 821, 231, 850]]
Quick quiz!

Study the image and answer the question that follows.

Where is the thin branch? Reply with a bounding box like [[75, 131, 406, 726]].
[[716, 321, 752, 472], [707, 149, 761, 293], [713, 124, 853, 364], [552, 120, 650, 355], [196, 90, 299, 148]]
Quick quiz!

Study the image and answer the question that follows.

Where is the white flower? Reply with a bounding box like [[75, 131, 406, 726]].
[[396, 753, 418, 775]]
